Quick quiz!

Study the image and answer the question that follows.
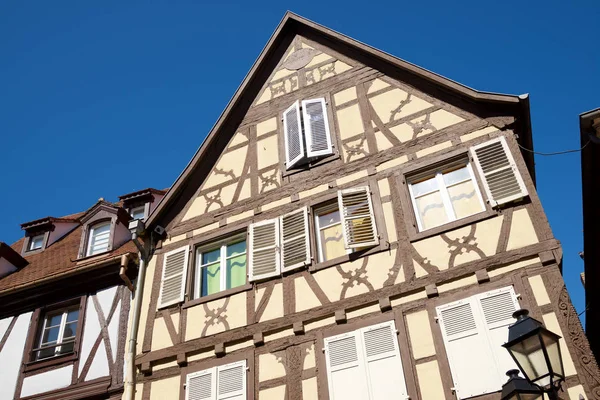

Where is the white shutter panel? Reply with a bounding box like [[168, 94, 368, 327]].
[[186, 368, 216, 400], [280, 207, 311, 272], [338, 187, 379, 249], [476, 286, 520, 385], [217, 360, 246, 400], [361, 321, 409, 400], [324, 331, 370, 400], [158, 246, 189, 309], [283, 101, 305, 169], [470, 136, 528, 207], [437, 299, 498, 399], [248, 219, 280, 281], [302, 98, 333, 157]]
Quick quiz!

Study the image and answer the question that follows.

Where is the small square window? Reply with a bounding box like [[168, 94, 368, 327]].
[[86, 222, 111, 256], [193, 235, 247, 299], [130, 205, 145, 220], [34, 306, 79, 361], [313, 202, 352, 263], [408, 160, 485, 231], [28, 234, 44, 251]]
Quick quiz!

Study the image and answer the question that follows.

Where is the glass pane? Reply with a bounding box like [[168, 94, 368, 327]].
[[415, 191, 448, 230], [226, 241, 246, 258], [318, 209, 341, 228], [67, 310, 79, 322], [226, 254, 247, 289], [320, 223, 346, 261], [201, 263, 221, 297], [38, 346, 56, 360], [442, 165, 470, 186], [447, 180, 484, 219], [59, 341, 75, 355], [63, 321, 78, 338], [508, 334, 550, 384], [201, 249, 221, 266], [47, 314, 63, 327], [30, 235, 44, 250], [42, 326, 60, 344], [411, 176, 438, 197]]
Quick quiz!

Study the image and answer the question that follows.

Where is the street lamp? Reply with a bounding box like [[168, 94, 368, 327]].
[[500, 370, 544, 400], [501, 309, 565, 400]]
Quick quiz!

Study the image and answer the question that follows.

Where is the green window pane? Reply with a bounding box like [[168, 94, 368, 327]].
[[201, 263, 221, 297], [226, 254, 246, 289], [226, 240, 246, 257], [202, 249, 220, 265]]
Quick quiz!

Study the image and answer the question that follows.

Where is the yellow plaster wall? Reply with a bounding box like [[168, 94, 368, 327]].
[[369, 88, 432, 123], [258, 283, 284, 322], [333, 86, 357, 106], [182, 196, 207, 221], [347, 304, 380, 320], [528, 275, 551, 306], [299, 184, 329, 200], [415, 141, 452, 158], [303, 344, 316, 369], [151, 314, 175, 351], [382, 202, 397, 242], [406, 310, 436, 360], [367, 78, 389, 94], [335, 170, 368, 186], [149, 376, 180, 400], [202, 145, 248, 189], [390, 289, 427, 308], [488, 257, 541, 278], [506, 208, 539, 250], [185, 292, 247, 341], [295, 276, 322, 312], [257, 135, 279, 170], [416, 360, 445, 400], [302, 377, 318, 400], [228, 131, 248, 148], [568, 385, 588, 400], [259, 385, 286, 399], [437, 275, 478, 294], [258, 353, 286, 381], [137, 257, 156, 347], [376, 155, 408, 172], [461, 126, 498, 143], [305, 316, 336, 332], [257, 117, 277, 137], [542, 313, 577, 376], [264, 328, 294, 343], [336, 104, 364, 139]]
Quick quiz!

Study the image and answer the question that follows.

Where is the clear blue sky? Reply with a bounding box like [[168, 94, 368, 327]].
[[1, 1, 598, 322]]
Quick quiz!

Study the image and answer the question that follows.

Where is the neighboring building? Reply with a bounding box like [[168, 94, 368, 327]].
[[129, 13, 599, 400], [579, 108, 600, 360], [0, 188, 165, 400]]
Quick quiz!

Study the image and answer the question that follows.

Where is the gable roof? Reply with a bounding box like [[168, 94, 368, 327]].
[[145, 11, 535, 232]]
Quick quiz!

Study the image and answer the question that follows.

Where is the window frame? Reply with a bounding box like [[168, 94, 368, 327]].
[[34, 306, 80, 361], [23, 231, 50, 255], [313, 201, 352, 263], [407, 159, 486, 232], [86, 220, 112, 257], [129, 205, 146, 220]]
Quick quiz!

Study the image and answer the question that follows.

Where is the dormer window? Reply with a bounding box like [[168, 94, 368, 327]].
[[86, 221, 111, 256], [28, 234, 44, 251], [130, 205, 145, 220]]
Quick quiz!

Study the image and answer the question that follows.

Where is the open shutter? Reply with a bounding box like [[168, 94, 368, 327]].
[[283, 101, 305, 169], [302, 98, 333, 157], [280, 207, 311, 272], [470, 136, 528, 207], [217, 361, 246, 400], [248, 219, 280, 281], [437, 299, 498, 399], [158, 246, 189, 309], [324, 331, 370, 400], [338, 187, 379, 249], [476, 286, 520, 386], [186, 368, 216, 400], [361, 321, 409, 400]]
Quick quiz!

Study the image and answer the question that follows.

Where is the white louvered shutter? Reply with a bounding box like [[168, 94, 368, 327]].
[[437, 299, 497, 399], [158, 246, 189, 309], [217, 361, 246, 400], [470, 136, 528, 207], [186, 368, 215, 400], [280, 207, 311, 272], [361, 321, 409, 400], [248, 219, 280, 281], [338, 187, 379, 249], [302, 98, 333, 157], [324, 331, 370, 400], [283, 101, 305, 169], [476, 286, 520, 385]]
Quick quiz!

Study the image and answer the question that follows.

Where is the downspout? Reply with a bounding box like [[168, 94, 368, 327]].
[[119, 254, 135, 293], [124, 231, 150, 400]]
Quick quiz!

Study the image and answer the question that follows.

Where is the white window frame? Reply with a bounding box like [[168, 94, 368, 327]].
[[313, 202, 352, 263], [194, 234, 247, 299], [408, 161, 485, 232], [36, 306, 79, 360], [185, 360, 247, 400], [302, 98, 333, 158], [130, 205, 146, 220], [86, 221, 111, 256], [28, 234, 44, 251]]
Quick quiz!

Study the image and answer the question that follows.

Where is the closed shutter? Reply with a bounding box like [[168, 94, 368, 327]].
[[248, 219, 280, 281], [324, 331, 370, 400], [437, 299, 498, 399], [476, 286, 520, 385], [280, 207, 311, 272], [283, 101, 305, 169], [470, 137, 528, 207], [302, 98, 333, 157], [338, 187, 379, 249], [361, 321, 409, 400], [186, 368, 215, 400], [217, 361, 246, 400], [158, 246, 189, 309]]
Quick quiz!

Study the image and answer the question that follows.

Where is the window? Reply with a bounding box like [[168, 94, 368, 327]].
[[34, 306, 79, 361], [324, 320, 408, 400], [158, 246, 189, 309], [194, 236, 247, 299], [28, 234, 44, 251], [314, 202, 351, 262], [408, 160, 485, 231], [283, 98, 333, 169], [436, 286, 520, 399], [130, 205, 145, 220], [185, 360, 247, 400], [86, 221, 111, 256]]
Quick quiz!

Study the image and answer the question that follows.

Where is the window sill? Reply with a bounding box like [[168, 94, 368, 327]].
[[308, 242, 389, 273], [23, 352, 77, 373], [409, 209, 499, 243], [182, 283, 253, 309], [281, 152, 340, 179]]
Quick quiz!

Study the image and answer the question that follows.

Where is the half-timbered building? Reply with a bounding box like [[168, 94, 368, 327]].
[[0, 188, 165, 400], [132, 13, 600, 400]]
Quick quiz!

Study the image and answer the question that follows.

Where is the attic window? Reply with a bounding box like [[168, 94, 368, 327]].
[[28, 234, 44, 251], [86, 222, 111, 256], [130, 205, 145, 220]]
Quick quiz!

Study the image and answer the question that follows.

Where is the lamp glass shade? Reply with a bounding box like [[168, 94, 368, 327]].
[[506, 330, 564, 387]]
